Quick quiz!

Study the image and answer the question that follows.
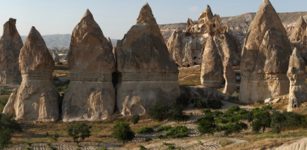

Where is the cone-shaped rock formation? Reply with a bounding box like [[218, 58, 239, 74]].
[[62, 10, 115, 122], [287, 48, 306, 112], [0, 18, 23, 84], [198, 5, 214, 24], [240, 0, 292, 103], [116, 4, 180, 116], [3, 27, 59, 122], [290, 16, 307, 43], [200, 35, 223, 88]]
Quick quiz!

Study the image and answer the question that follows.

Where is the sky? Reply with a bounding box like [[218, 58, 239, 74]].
[[0, 0, 306, 39]]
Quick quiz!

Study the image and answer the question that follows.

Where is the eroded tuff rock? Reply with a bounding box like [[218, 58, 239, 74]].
[[275, 138, 307, 150], [240, 0, 292, 103], [3, 27, 59, 122], [290, 16, 307, 43], [219, 33, 236, 95], [200, 35, 223, 88], [167, 5, 240, 67], [287, 48, 306, 112], [289, 16, 307, 64], [62, 10, 115, 122], [0, 18, 23, 84], [116, 4, 180, 116], [167, 30, 202, 66]]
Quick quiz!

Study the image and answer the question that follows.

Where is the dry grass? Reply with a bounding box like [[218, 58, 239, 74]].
[[11, 117, 162, 145]]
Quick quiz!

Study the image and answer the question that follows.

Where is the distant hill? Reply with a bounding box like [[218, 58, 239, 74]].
[[21, 34, 118, 49], [21, 34, 71, 49]]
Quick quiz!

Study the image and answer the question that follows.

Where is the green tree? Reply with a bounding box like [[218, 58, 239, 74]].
[[67, 123, 91, 143], [112, 122, 135, 143], [270, 111, 286, 133], [251, 108, 271, 133]]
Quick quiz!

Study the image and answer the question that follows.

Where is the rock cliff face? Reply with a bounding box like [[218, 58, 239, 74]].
[[166, 5, 240, 67], [0, 18, 23, 85], [287, 48, 306, 112], [219, 33, 237, 95], [62, 10, 115, 122], [116, 4, 180, 116], [3, 27, 59, 122], [240, 0, 292, 103]]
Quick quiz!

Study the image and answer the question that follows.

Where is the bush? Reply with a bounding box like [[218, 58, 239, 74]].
[[138, 127, 154, 134], [207, 100, 223, 109], [197, 111, 216, 134], [148, 103, 170, 121], [251, 108, 271, 133], [156, 126, 173, 132], [165, 126, 189, 138], [221, 122, 248, 136], [148, 103, 188, 121], [191, 98, 223, 109], [270, 111, 286, 133], [282, 112, 306, 128], [131, 115, 140, 124], [139, 145, 147, 150], [0, 129, 11, 149], [167, 105, 189, 121], [112, 122, 135, 143], [0, 114, 22, 149], [67, 123, 91, 143]]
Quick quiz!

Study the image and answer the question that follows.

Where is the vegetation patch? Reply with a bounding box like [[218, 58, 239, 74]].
[[0, 114, 22, 149], [148, 102, 188, 121], [138, 127, 154, 134], [67, 123, 91, 143], [112, 122, 135, 143], [197, 106, 307, 135]]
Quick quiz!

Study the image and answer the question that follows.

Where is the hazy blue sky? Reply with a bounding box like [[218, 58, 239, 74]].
[[0, 0, 306, 39]]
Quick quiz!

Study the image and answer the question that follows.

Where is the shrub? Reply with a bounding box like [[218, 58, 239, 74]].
[[163, 143, 176, 150], [167, 105, 189, 121], [270, 111, 286, 133], [197, 111, 216, 134], [0, 129, 11, 149], [131, 115, 140, 124], [139, 145, 147, 150], [138, 127, 154, 134], [283, 112, 306, 128], [148, 103, 188, 121], [112, 122, 135, 143], [0, 114, 22, 149], [165, 126, 189, 138], [156, 126, 173, 132], [251, 108, 271, 133], [221, 122, 248, 136], [148, 103, 170, 121], [67, 123, 91, 143], [191, 98, 223, 109], [206, 100, 223, 109]]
